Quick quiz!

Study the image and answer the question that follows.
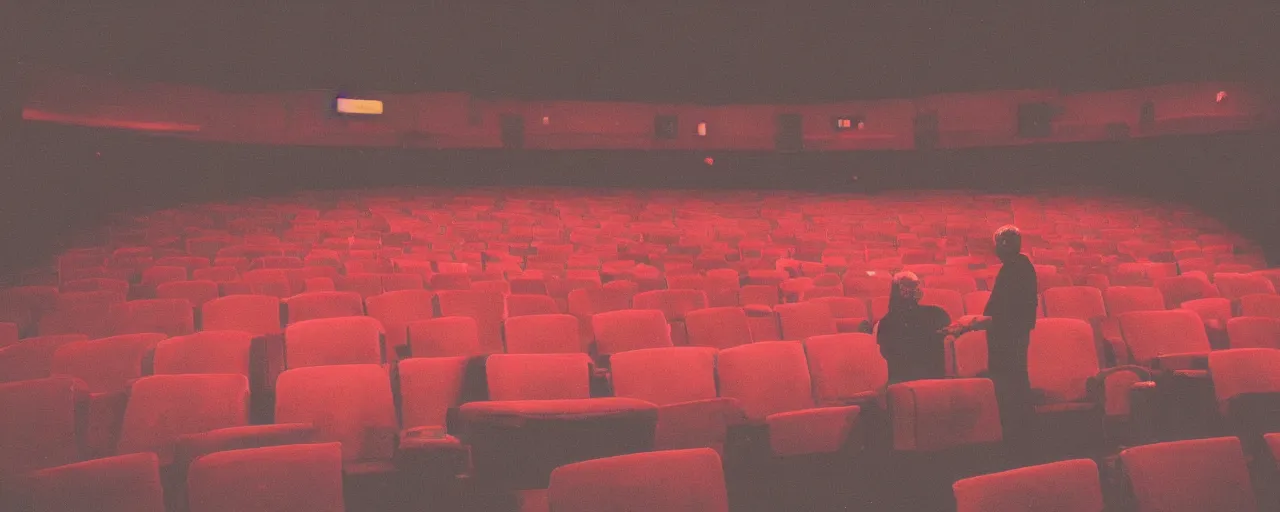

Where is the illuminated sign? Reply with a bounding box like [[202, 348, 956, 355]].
[[335, 98, 384, 115]]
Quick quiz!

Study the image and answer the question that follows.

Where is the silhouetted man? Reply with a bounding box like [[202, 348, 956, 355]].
[[942, 225, 1038, 452], [877, 271, 951, 383]]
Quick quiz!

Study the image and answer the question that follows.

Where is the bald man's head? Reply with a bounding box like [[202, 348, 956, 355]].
[[994, 225, 1022, 261]]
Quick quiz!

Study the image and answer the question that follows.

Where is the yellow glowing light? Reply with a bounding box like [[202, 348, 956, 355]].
[[336, 98, 384, 115]]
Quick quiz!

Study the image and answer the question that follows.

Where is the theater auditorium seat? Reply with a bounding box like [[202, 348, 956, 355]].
[[1119, 309, 1212, 370], [274, 365, 398, 471], [437, 290, 506, 354], [1214, 273, 1276, 302], [610, 347, 744, 453], [407, 316, 484, 357], [952, 458, 1104, 512], [201, 295, 282, 335], [591, 309, 674, 356], [0, 334, 88, 383], [1208, 348, 1280, 420], [486, 353, 593, 401], [803, 333, 889, 407], [51, 333, 167, 394], [186, 443, 345, 512], [116, 374, 250, 464], [364, 289, 435, 361], [283, 291, 365, 324], [1226, 317, 1280, 349], [774, 302, 838, 341], [807, 296, 872, 333], [28, 452, 166, 512], [151, 331, 254, 378], [284, 316, 384, 369], [717, 341, 861, 457], [507, 294, 560, 317], [155, 280, 220, 309], [1180, 297, 1234, 349], [684, 307, 753, 350], [1119, 437, 1259, 512], [633, 289, 709, 346], [1240, 293, 1280, 318], [504, 314, 582, 354], [0, 377, 90, 480], [547, 449, 729, 512], [110, 298, 195, 337]]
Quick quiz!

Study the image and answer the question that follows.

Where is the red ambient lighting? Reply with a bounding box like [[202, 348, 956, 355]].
[[704, 157, 715, 166], [1216, 91, 1229, 104]]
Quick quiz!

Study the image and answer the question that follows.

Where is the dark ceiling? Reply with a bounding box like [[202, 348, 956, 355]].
[[18, 3, 1280, 103]]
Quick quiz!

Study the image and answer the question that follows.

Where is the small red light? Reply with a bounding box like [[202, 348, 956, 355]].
[[704, 157, 714, 166], [542, 116, 550, 125], [697, 122, 708, 136], [1216, 91, 1228, 103], [856, 121, 865, 130]]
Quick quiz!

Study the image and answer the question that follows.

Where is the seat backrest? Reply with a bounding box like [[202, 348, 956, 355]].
[[774, 302, 837, 341], [0, 334, 89, 383], [633, 289, 709, 321], [29, 452, 166, 512], [153, 331, 255, 377], [504, 314, 581, 354], [51, 333, 168, 393], [567, 287, 632, 317], [1226, 317, 1280, 349], [1029, 319, 1100, 404], [924, 275, 979, 295], [953, 331, 990, 378], [611, 347, 719, 406], [717, 341, 815, 420], [285, 316, 384, 369], [1240, 293, 1280, 319], [485, 353, 593, 401], [887, 378, 1003, 452], [1213, 273, 1276, 302], [803, 333, 888, 406], [0, 377, 89, 477], [1043, 286, 1107, 322], [1208, 348, 1280, 412], [284, 292, 365, 324], [963, 291, 992, 316], [436, 290, 506, 353], [111, 298, 196, 337], [1180, 298, 1233, 327], [202, 295, 282, 335], [953, 458, 1104, 512], [547, 448, 728, 512], [156, 280, 221, 308], [274, 365, 397, 463], [844, 274, 892, 298], [684, 307, 753, 350], [397, 357, 469, 429], [187, 443, 345, 512], [1154, 275, 1220, 309], [506, 294, 560, 317], [1119, 437, 1258, 512], [1119, 310, 1212, 365], [407, 316, 483, 357], [1104, 286, 1166, 317], [921, 288, 966, 321], [117, 374, 250, 464], [591, 309, 674, 355], [364, 289, 435, 358]]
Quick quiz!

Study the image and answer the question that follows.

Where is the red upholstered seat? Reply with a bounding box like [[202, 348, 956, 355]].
[[925, 275, 979, 295], [507, 294, 560, 317], [1213, 272, 1276, 302], [591, 309, 673, 356], [437, 290, 506, 353], [285, 316, 384, 368], [1240, 293, 1280, 319], [633, 289, 709, 345], [29, 452, 166, 512], [337, 272, 385, 298], [117, 374, 250, 464], [156, 280, 220, 309], [1209, 348, 1280, 415], [284, 291, 365, 324], [611, 347, 743, 452], [844, 274, 892, 298], [953, 458, 1103, 512], [275, 365, 398, 465], [1226, 317, 1280, 349], [173, 423, 318, 471], [1043, 286, 1107, 323], [803, 333, 888, 407], [963, 291, 992, 316], [202, 295, 282, 335], [486, 353, 593, 401], [51, 333, 167, 393], [407, 316, 483, 357], [111, 298, 195, 337], [1119, 309, 1212, 369], [0, 377, 90, 479], [718, 341, 861, 456], [186, 443, 345, 512], [888, 378, 1003, 452], [364, 289, 435, 361], [504, 314, 582, 354], [1155, 275, 1221, 309], [398, 357, 468, 430], [684, 307, 753, 349], [921, 288, 965, 321], [152, 330, 254, 378], [547, 448, 729, 512], [774, 302, 837, 341], [0, 334, 88, 383], [1119, 437, 1259, 512]]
